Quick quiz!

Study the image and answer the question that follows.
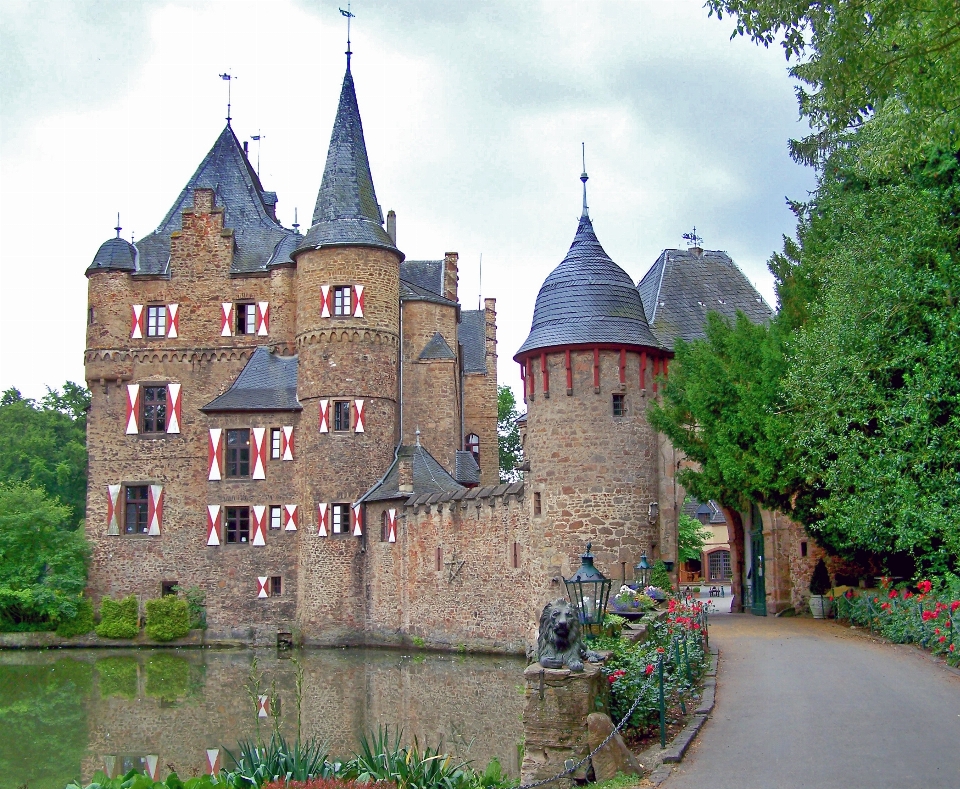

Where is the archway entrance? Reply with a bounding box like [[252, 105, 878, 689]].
[[750, 504, 767, 616]]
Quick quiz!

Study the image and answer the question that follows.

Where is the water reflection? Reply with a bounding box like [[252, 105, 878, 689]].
[[0, 648, 526, 789]]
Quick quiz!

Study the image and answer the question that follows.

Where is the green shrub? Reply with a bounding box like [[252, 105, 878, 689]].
[[650, 561, 673, 591], [67, 769, 219, 789], [96, 656, 139, 699], [145, 653, 193, 702], [95, 595, 139, 639], [144, 595, 190, 642], [177, 584, 207, 629], [57, 595, 95, 637]]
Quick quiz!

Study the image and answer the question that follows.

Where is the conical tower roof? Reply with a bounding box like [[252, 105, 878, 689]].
[[515, 212, 660, 358], [296, 64, 400, 257]]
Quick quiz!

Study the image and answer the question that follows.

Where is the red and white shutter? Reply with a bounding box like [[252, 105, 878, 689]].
[[205, 749, 221, 775], [252, 505, 267, 546], [146, 755, 159, 780], [256, 301, 269, 336], [131, 304, 145, 339], [167, 304, 179, 338], [351, 503, 363, 536], [388, 508, 397, 543], [125, 384, 140, 434], [319, 400, 329, 433], [354, 399, 365, 433], [320, 285, 331, 318], [208, 428, 223, 480], [317, 502, 329, 536], [251, 427, 266, 479], [282, 426, 294, 460], [257, 579, 269, 600], [166, 383, 182, 434], [147, 485, 164, 535], [206, 505, 222, 546], [221, 303, 234, 336], [284, 504, 298, 531], [103, 756, 117, 779], [354, 285, 365, 317], [257, 692, 270, 713], [107, 484, 121, 535]]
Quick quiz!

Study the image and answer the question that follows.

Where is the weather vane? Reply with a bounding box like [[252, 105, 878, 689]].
[[683, 226, 703, 248], [340, 2, 355, 66], [218, 72, 236, 125], [250, 131, 264, 176], [580, 142, 589, 218]]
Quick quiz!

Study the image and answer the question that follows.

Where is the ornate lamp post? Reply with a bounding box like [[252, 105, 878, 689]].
[[634, 551, 651, 588], [564, 542, 612, 634]]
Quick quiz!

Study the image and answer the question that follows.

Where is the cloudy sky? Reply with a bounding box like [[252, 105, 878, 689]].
[[0, 0, 814, 402]]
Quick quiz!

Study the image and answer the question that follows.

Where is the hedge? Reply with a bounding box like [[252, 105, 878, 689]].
[[144, 595, 191, 642], [95, 595, 139, 639]]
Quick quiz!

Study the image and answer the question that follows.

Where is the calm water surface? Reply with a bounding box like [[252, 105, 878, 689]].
[[0, 647, 526, 789]]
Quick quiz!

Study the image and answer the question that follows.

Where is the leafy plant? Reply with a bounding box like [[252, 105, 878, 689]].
[[809, 559, 831, 596], [176, 584, 207, 629], [57, 595, 95, 637], [224, 732, 337, 787], [678, 506, 713, 563], [145, 653, 193, 703], [497, 385, 524, 483], [67, 769, 220, 789], [649, 561, 673, 592], [346, 726, 473, 789], [96, 595, 139, 639], [96, 656, 139, 699], [144, 594, 191, 641]]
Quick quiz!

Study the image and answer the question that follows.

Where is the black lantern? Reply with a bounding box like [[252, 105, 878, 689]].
[[564, 542, 612, 632], [634, 551, 651, 587]]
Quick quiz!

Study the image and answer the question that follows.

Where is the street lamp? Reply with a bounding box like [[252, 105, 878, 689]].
[[564, 542, 612, 633], [634, 551, 651, 587]]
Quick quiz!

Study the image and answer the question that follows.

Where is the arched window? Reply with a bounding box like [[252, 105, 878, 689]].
[[708, 550, 732, 582], [465, 433, 480, 462]]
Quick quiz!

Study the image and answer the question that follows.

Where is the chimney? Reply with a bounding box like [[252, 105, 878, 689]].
[[443, 252, 459, 303], [386, 210, 397, 245], [398, 456, 414, 493], [243, 140, 249, 157]]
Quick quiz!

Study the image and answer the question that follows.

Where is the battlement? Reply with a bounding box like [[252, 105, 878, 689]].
[[403, 481, 524, 511]]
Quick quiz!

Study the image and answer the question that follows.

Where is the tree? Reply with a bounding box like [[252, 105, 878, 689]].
[[0, 483, 90, 628], [678, 507, 713, 564], [707, 0, 960, 170], [497, 384, 524, 483], [0, 383, 89, 525]]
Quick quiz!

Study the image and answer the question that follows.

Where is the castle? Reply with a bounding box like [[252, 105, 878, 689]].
[[84, 50, 805, 650]]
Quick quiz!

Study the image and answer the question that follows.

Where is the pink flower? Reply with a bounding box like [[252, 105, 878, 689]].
[[645, 664, 655, 676], [939, 636, 947, 643], [951, 601, 960, 614]]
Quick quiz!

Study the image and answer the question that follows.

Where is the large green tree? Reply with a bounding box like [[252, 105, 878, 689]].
[[0, 383, 89, 525], [497, 385, 524, 483]]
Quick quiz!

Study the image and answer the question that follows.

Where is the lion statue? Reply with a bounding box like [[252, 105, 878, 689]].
[[537, 599, 586, 671]]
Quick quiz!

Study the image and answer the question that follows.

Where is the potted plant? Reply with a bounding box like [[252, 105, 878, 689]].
[[809, 558, 833, 619]]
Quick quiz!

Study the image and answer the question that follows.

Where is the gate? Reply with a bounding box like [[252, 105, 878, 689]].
[[750, 504, 767, 616]]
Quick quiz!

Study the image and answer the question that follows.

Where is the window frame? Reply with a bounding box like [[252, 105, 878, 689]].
[[141, 384, 168, 434], [124, 485, 150, 535], [465, 433, 480, 461], [146, 304, 167, 338], [331, 503, 351, 535], [333, 401, 351, 432], [269, 576, 282, 596], [235, 302, 257, 335], [270, 428, 282, 460], [225, 428, 251, 478], [269, 505, 282, 530], [380, 510, 390, 542], [225, 506, 251, 544], [612, 393, 626, 417], [332, 286, 352, 316]]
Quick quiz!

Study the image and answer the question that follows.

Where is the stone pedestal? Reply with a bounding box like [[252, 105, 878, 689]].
[[520, 662, 609, 786]]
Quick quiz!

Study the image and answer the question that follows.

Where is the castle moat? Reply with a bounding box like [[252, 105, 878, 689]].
[[0, 647, 526, 789]]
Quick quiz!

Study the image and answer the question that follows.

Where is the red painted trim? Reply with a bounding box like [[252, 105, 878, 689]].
[[565, 349, 572, 390], [663, 357, 669, 380], [653, 356, 660, 393], [619, 348, 626, 384], [514, 342, 664, 366], [540, 352, 549, 394], [593, 347, 600, 388], [527, 358, 535, 395], [640, 350, 647, 389]]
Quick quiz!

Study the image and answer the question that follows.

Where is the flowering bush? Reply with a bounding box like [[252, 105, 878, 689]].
[[609, 585, 657, 614], [834, 577, 959, 667]]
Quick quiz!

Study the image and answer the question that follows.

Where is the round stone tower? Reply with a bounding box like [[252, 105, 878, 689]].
[[514, 172, 667, 583], [292, 56, 403, 637]]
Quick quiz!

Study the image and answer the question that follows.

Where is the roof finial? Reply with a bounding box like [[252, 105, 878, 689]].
[[580, 142, 589, 219], [415, 426, 421, 446], [682, 226, 704, 250], [340, 3, 355, 70], [219, 72, 235, 125], [292, 207, 300, 235], [115, 213, 122, 239]]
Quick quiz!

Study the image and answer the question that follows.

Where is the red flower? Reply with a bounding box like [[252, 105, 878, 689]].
[[951, 601, 960, 614], [951, 644, 956, 653], [934, 628, 941, 635], [939, 636, 947, 643], [645, 664, 655, 675], [918, 580, 933, 594], [881, 602, 891, 611], [873, 597, 880, 604], [922, 610, 938, 621], [656, 647, 665, 654], [889, 590, 898, 599]]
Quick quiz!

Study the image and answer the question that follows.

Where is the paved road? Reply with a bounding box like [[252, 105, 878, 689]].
[[664, 614, 960, 789]]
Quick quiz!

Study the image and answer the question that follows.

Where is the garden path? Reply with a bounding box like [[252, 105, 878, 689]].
[[662, 614, 960, 788]]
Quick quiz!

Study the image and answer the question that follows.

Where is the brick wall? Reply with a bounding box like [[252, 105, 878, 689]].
[[462, 299, 499, 486]]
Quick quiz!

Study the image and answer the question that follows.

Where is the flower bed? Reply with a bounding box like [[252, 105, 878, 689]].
[[833, 577, 960, 667]]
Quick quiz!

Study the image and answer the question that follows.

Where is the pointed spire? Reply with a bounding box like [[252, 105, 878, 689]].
[[580, 142, 589, 219], [115, 213, 122, 238]]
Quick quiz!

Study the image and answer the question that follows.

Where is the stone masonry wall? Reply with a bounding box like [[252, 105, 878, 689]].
[[463, 298, 499, 487]]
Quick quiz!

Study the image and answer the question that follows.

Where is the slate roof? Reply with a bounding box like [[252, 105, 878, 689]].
[[400, 279, 455, 306], [88, 124, 298, 277], [400, 260, 443, 295], [516, 213, 661, 358], [455, 450, 481, 486], [201, 347, 302, 412], [296, 65, 400, 258], [458, 310, 487, 374], [418, 332, 456, 361], [637, 248, 773, 351], [361, 444, 465, 502], [682, 497, 727, 525], [89, 236, 138, 273]]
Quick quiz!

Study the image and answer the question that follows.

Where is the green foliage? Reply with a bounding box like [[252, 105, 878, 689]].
[[56, 595, 95, 637], [67, 769, 220, 789], [225, 732, 338, 787], [809, 559, 831, 596], [96, 656, 139, 699], [677, 507, 713, 563], [176, 584, 207, 629], [346, 726, 473, 789], [0, 383, 89, 525], [497, 385, 523, 483], [705, 0, 960, 171], [0, 657, 92, 786], [145, 653, 193, 702], [96, 595, 140, 639], [0, 482, 90, 629], [649, 561, 673, 592], [144, 595, 191, 641]]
